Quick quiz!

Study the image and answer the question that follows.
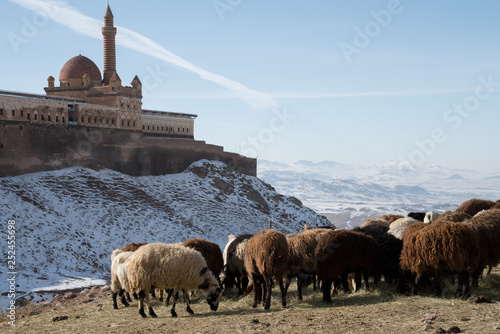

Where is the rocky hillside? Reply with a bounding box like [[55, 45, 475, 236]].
[[0, 159, 329, 299]]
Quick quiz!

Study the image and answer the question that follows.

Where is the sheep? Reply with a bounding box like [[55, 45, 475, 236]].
[[407, 212, 426, 221], [423, 211, 440, 224], [361, 218, 390, 228], [461, 209, 500, 287], [220, 233, 253, 294], [244, 229, 289, 309], [390, 217, 420, 229], [455, 198, 498, 216], [434, 211, 471, 224], [399, 221, 479, 298], [284, 228, 329, 300], [387, 225, 407, 239], [182, 238, 224, 282], [110, 249, 134, 309], [315, 229, 382, 302], [377, 214, 404, 223], [127, 243, 222, 318], [121, 242, 147, 252], [353, 223, 403, 286]]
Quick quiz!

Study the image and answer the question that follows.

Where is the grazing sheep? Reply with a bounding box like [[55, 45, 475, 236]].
[[353, 224, 403, 285], [434, 211, 471, 224], [461, 209, 500, 287], [315, 230, 382, 302], [399, 221, 479, 298], [127, 243, 222, 318], [423, 211, 440, 224], [220, 233, 253, 294], [284, 228, 329, 300], [110, 249, 134, 309], [407, 212, 426, 222], [455, 198, 497, 216], [244, 229, 288, 309], [361, 218, 390, 228], [182, 238, 224, 282], [377, 214, 404, 224], [390, 217, 420, 229]]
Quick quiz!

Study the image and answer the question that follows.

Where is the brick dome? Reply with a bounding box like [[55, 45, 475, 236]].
[[59, 55, 102, 82]]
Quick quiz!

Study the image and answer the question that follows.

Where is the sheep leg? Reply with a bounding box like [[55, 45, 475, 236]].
[[322, 279, 333, 303], [132, 292, 139, 300], [312, 275, 318, 291], [434, 272, 442, 297], [486, 265, 493, 275], [353, 273, 361, 293], [296, 276, 303, 300], [171, 290, 179, 317], [241, 276, 249, 295], [413, 275, 420, 295], [363, 271, 370, 291], [165, 289, 174, 305], [263, 276, 272, 309], [341, 273, 350, 293], [150, 286, 156, 299], [183, 289, 194, 315], [119, 289, 130, 307], [284, 276, 292, 297], [159, 289, 163, 302], [145, 291, 157, 318], [138, 290, 147, 318], [279, 278, 287, 308], [455, 271, 470, 299], [125, 292, 132, 303], [112, 291, 119, 309]]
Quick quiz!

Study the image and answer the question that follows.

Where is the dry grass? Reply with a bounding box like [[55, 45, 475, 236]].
[[2, 270, 500, 334]]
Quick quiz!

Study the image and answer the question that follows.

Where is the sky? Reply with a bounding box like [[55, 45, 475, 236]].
[[2, 0, 500, 170]]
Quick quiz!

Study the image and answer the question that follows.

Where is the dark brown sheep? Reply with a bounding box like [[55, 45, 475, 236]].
[[244, 229, 289, 309], [461, 209, 500, 286], [434, 211, 471, 224], [399, 221, 479, 298], [284, 228, 328, 300], [315, 230, 382, 302], [455, 198, 497, 216], [182, 238, 224, 281]]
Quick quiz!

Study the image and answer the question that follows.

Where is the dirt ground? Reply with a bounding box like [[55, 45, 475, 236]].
[[2, 271, 500, 334]]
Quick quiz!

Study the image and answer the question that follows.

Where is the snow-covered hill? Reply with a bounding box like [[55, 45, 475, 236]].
[[258, 159, 500, 229], [0, 160, 329, 305]]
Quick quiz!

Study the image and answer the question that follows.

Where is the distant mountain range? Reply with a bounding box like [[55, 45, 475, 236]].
[[257, 159, 500, 229]]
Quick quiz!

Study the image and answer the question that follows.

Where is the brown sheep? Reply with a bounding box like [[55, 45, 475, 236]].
[[315, 230, 382, 302], [284, 228, 329, 300], [182, 238, 224, 280], [377, 214, 404, 223], [244, 229, 289, 309], [399, 221, 479, 298], [121, 242, 148, 252], [461, 209, 500, 286], [361, 218, 390, 228], [455, 198, 497, 216], [434, 211, 471, 224]]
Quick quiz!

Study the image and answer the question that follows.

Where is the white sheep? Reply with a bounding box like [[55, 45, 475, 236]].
[[424, 211, 440, 224], [127, 243, 222, 318], [389, 217, 420, 229], [110, 249, 134, 309], [387, 225, 407, 239]]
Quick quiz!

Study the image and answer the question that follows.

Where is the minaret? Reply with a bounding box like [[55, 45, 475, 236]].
[[102, 4, 117, 85]]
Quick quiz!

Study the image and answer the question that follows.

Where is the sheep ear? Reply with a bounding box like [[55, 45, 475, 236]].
[[198, 279, 211, 290], [199, 267, 208, 276]]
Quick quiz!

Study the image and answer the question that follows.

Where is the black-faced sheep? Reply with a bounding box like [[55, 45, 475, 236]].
[[455, 198, 498, 216], [408, 212, 426, 221], [315, 230, 382, 302], [461, 209, 500, 287], [244, 229, 288, 309], [284, 228, 329, 300], [221, 233, 253, 295], [434, 211, 471, 224], [110, 249, 134, 309], [399, 221, 479, 298], [353, 224, 403, 285], [127, 243, 222, 318]]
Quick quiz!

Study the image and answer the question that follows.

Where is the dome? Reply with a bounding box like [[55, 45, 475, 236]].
[[59, 55, 102, 82]]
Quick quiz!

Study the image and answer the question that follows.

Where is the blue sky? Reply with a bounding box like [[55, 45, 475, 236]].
[[2, 0, 500, 170]]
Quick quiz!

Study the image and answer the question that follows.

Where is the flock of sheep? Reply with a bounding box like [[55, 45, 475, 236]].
[[110, 197, 500, 319]]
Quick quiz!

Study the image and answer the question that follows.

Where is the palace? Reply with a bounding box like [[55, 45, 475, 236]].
[[0, 5, 255, 177]]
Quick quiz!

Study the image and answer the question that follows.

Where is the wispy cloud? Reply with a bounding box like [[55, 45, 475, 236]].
[[265, 88, 473, 99], [9, 0, 279, 110]]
